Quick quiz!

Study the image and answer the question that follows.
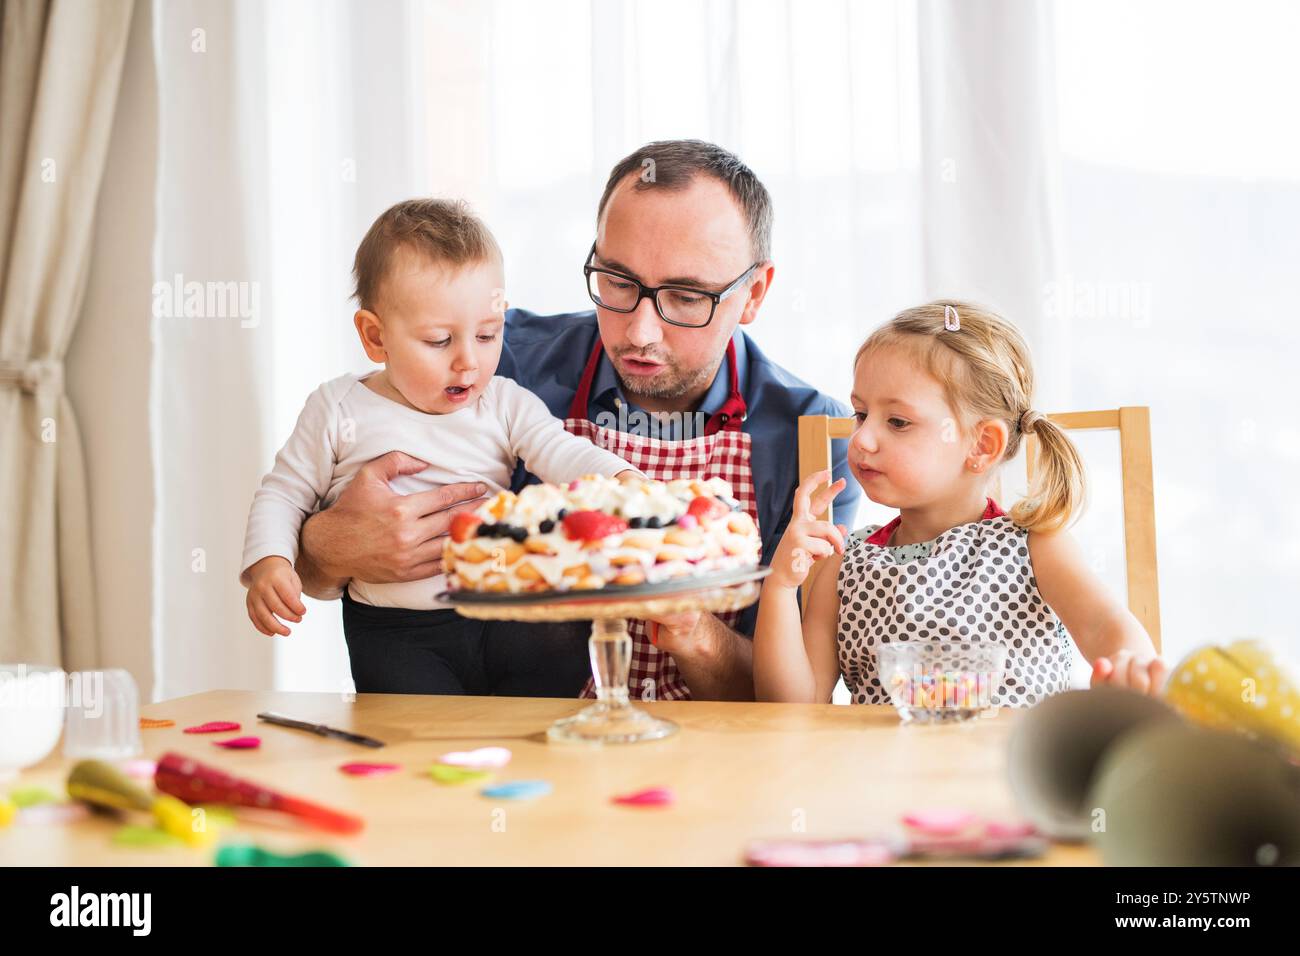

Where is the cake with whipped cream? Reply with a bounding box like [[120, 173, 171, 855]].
[[445, 474, 761, 593]]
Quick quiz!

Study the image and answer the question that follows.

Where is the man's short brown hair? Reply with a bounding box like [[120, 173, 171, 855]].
[[352, 198, 501, 311], [597, 140, 773, 262]]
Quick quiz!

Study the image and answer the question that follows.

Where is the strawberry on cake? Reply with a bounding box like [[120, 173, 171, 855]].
[[445, 475, 761, 593]]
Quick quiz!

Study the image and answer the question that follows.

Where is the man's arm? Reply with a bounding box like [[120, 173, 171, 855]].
[[295, 451, 488, 599], [647, 610, 755, 701]]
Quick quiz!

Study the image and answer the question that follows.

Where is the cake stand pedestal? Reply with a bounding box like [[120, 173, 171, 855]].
[[444, 570, 768, 744]]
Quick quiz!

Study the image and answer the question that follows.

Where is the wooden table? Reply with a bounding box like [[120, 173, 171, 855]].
[[1, 691, 1098, 866]]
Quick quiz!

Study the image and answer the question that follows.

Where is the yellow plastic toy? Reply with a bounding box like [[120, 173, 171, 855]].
[[66, 760, 217, 848], [1164, 638, 1300, 759]]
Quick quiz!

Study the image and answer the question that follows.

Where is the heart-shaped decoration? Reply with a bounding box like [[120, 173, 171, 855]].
[[183, 721, 241, 734], [340, 762, 401, 777], [429, 764, 492, 785], [480, 780, 551, 800], [612, 786, 675, 807], [436, 746, 511, 769]]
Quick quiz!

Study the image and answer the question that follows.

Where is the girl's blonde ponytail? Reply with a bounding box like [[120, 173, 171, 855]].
[[1008, 412, 1087, 534]]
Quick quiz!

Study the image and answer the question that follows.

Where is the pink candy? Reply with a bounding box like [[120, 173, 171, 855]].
[[213, 736, 261, 749]]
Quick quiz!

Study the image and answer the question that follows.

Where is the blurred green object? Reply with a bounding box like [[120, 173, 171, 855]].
[[113, 824, 183, 848], [215, 844, 350, 867], [8, 786, 59, 808], [1090, 721, 1300, 866]]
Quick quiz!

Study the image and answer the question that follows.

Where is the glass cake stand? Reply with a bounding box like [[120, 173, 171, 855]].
[[442, 568, 769, 744]]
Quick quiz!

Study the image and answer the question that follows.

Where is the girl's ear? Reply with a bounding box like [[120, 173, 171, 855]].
[[354, 310, 387, 363], [969, 418, 1010, 471]]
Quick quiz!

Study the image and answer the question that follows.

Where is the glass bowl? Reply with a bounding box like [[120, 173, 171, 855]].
[[877, 641, 1006, 723], [0, 664, 66, 780]]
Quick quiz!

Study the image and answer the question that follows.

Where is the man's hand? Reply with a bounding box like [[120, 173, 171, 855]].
[[645, 611, 706, 657], [298, 451, 488, 590], [642, 610, 755, 700]]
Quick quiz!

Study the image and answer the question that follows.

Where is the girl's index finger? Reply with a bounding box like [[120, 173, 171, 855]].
[[792, 469, 832, 518], [808, 476, 847, 518]]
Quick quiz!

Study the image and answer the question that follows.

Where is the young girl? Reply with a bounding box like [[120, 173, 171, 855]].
[[754, 300, 1165, 706]]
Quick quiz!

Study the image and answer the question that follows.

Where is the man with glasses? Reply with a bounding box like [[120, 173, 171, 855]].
[[295, 140, 858, 700]]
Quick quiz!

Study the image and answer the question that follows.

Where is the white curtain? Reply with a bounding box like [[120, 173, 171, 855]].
[[148, 0, 1298, 698], [152, 0, 429, 697]]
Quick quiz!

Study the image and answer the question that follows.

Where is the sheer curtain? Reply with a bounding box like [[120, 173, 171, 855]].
[[152, 0, 429, 697], [1050, 0, 1300, 660], [150, 0, 1289, 698]]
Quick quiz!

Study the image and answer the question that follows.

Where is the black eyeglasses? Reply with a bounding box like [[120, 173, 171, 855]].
[[583, 242, 760, 329]]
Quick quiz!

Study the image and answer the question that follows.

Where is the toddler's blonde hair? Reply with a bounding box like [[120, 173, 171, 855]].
[[855, 299, 1086, 534], [352, 198, 501, 312]]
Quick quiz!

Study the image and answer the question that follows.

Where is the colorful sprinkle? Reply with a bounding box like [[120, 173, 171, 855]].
[[140, 717, 175, 729], [213, 736, 261, 749]]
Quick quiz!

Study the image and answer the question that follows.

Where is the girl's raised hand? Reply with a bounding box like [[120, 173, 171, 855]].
[[769, 470, 848, 590], [1091, 651, 1168, 697]]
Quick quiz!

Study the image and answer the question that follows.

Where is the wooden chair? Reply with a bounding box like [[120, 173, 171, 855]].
[[796, 407, 1161, 650]]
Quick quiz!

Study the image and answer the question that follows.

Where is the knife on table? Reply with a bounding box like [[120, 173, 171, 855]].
[[257, 711, 385, 748]]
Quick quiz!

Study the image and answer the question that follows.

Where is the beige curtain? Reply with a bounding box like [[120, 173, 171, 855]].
[[0, 0, 134, 666]]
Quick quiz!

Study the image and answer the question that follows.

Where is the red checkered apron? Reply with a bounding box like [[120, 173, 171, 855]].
[[563, 339, 759, 702]]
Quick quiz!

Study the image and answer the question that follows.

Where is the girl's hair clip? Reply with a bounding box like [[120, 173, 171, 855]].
[[943, 305, 961, 331]]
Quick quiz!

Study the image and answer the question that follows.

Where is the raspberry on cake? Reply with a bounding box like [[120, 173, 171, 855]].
[[445, 474, 760, 593]]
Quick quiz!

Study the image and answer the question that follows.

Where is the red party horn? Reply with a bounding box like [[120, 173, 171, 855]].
[[154, 752, 363, 834]]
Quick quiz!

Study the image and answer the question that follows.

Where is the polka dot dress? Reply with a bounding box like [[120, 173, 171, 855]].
[[835, 512, 1071, 707]]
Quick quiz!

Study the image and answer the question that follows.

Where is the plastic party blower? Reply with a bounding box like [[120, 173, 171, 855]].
[[154, 752, 364, 834], [1164, 638, 1300, 760], [66, 760, 214, 847]]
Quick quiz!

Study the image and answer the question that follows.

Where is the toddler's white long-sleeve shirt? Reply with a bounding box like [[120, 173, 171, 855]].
[[240, 373, 635, 609]]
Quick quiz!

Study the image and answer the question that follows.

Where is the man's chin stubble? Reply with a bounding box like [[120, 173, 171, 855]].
[[617, 362, 715, 403]]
